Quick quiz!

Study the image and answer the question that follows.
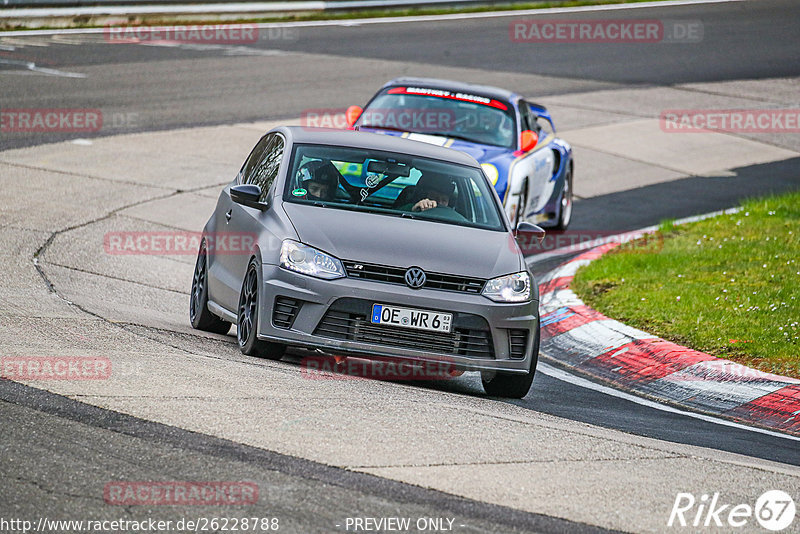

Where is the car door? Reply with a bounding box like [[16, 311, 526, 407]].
[[517, 101, 555, 217], [209, 133, 280, 312]]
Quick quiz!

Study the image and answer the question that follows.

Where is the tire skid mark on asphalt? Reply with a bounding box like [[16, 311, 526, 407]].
[[45, 261, 189, 295], [0, 160, 177, 190], [28, 178, 211, 338], [345, 453, 690, 470]]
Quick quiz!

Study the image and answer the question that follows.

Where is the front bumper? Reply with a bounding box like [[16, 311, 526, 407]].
[[256, 264, 539, 373]]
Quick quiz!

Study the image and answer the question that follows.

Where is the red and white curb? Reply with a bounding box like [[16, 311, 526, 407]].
[[536, 243, 800, 437]]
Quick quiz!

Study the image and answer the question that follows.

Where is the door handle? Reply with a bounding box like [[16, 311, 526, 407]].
[[225, 209, 232, 222]]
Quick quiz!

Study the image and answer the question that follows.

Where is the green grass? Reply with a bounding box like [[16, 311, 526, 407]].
[[571, 191, 800, 379], [223, 0, 670, 23]]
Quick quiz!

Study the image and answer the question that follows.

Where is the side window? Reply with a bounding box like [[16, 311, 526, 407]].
[[244, 134, 285, 202], [518, 101, 533, 132], [240, 134, 272, 184], [523, 101, 544, 135], [525, 101, 547, 137]]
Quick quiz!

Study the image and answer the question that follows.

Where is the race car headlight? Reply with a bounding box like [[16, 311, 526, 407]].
[[280, 240, 345, 280], [481, 163, 499, 186], [481, 271, 531, 303]]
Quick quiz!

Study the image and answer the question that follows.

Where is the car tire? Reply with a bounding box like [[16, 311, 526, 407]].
[[190, 241, 231, 335], [481, 321, 540, 399], [237, 257, 286, 360], [554, 165, 573, 230]]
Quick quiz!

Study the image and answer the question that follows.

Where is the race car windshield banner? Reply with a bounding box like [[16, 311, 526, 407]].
[[386, 87, 509, 110]]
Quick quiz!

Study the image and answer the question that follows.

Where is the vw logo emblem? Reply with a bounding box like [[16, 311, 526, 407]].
[[405, 267, 426, 289]]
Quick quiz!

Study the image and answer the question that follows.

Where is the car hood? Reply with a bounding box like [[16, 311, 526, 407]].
[[357, 128, 515, 197], [446, 139, 511, 163], [448, 140, 515, 198], [282, 202, 521, 279], [359, 128, 510, 162]]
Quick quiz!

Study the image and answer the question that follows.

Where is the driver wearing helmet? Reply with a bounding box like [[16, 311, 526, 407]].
[[406, 173, 456, 212], [297, 160, 340, 201], [398, 173, 468, 223]]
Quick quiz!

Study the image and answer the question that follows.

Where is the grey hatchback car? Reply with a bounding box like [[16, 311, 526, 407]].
[[190, 126, 542, 398]]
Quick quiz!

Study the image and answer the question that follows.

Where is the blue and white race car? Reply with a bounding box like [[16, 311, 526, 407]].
[[346, 77, 573, 229]]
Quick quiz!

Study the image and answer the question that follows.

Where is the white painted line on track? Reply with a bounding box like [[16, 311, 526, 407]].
[[0, 0, 744, 37], [537, 360, 800, 442], [0, 58, 86, 77]]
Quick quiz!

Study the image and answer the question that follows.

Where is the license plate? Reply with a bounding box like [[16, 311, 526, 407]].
[[371, 304, 452, 333]]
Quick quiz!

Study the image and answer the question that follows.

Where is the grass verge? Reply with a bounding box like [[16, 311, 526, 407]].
[[572, 191, 800, 379], [2, 0, 675, 32]]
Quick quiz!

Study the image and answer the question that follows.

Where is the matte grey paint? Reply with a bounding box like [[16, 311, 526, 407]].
[[282, 202, 521, 278], [202, 126, 538, 373]]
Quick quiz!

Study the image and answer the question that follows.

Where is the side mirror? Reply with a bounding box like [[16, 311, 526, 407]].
[[231, 184, 268, 211], [514, 221, 545, 243], [519, 130, 538, 152], [346, 105, 363, 129]]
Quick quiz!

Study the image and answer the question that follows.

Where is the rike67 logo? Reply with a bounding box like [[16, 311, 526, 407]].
[[668, 490, 795, 531]]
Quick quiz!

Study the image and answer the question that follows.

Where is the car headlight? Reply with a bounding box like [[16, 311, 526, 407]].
[[481, 163, 499, 186], [280, 240, 345, 280], [482, 271, 531, 303]]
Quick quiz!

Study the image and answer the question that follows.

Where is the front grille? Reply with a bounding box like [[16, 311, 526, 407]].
[[508, 329, 529, 359], [343, 261, 485, 294], [272, 297, 301, 329], [314, 298, 494, 359]]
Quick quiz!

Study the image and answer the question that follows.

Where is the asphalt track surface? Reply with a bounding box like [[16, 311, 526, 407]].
[[2, 0, 800, 150], [0, 380, 611, 534], [1, 0, 800, 532]]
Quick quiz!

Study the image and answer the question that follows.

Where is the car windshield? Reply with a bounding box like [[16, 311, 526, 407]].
[[355, 87, 516, 148], [283, 143, 506, 231]]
